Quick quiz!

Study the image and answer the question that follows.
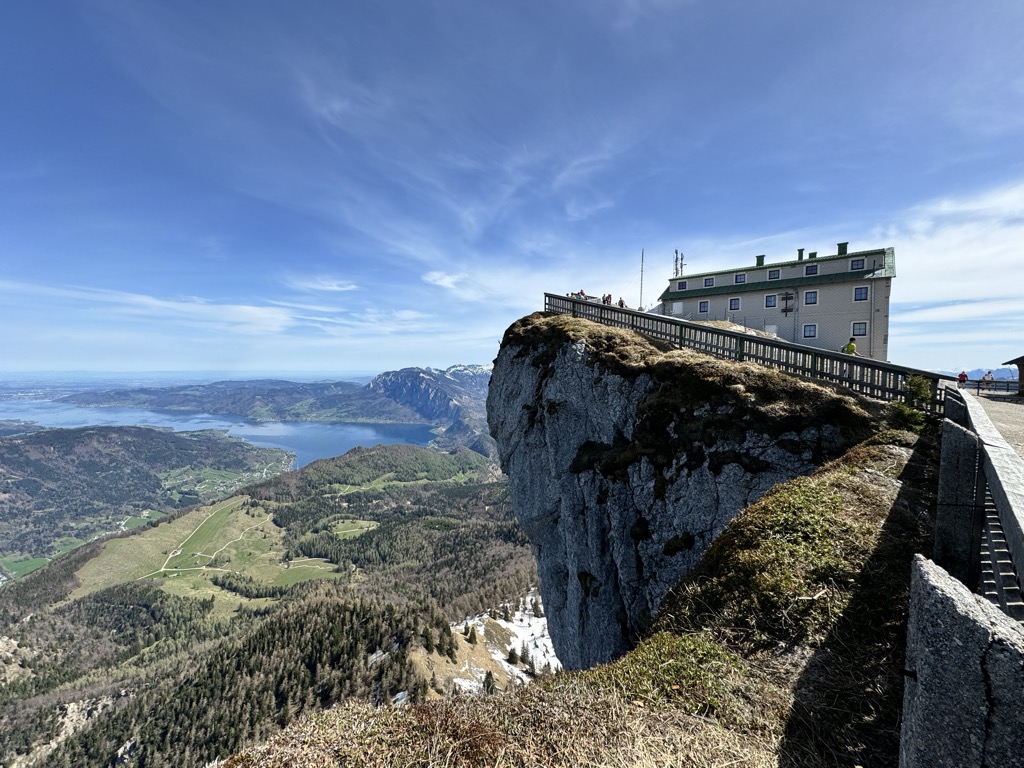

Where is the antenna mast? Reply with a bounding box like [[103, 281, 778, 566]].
[[639, 249, 644, 310]]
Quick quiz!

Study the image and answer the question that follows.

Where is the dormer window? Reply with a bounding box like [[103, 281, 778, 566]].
[[850, 258, 865, 270], [805, 264, 818, 276], [676, 280, 687, 291], [734, 273, 746, 284], [768, 269, 780, 280], [704, 277, 715, 287]]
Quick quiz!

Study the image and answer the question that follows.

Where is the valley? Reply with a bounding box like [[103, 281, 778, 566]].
[[0, 426, 293, 581], [0, 442, 538, 767]]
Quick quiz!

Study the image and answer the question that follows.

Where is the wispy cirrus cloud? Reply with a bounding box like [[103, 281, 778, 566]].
[[285, 276, 359, 293], [422, 272, 465, 289], [0, 279, 297, 335]]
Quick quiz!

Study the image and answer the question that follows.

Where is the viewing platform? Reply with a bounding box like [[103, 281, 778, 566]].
[[545, 293, 956, 413]]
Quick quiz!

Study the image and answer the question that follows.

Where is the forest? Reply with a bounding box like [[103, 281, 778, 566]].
[[0, 443, 535, 767]]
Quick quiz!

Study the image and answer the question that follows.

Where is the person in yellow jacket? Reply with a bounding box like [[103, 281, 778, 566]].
[[842, 337, 861, 356]]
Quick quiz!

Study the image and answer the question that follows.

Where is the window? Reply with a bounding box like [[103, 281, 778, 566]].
[[765, 295, 777, 308], [698, 300, 709, 313], [734, 273, 746, 284], [805, 264, 818, 276], [850, 258, 865, 270], [729, 297, 740, 311], [803, 324, 817, 338], [852, 322, 867, 337], [672, 301, 683, 315], [676, 280, 687, 291], [768, 269, 780, 280], [853, 286, 868, 301], [804, 290, 818, 305], [704, 277, 715, 287]]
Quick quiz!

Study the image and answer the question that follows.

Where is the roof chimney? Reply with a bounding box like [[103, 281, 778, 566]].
[[837, 242, 848, 255], [797, 248, 804, 260], [809, 251, 817, 259], [755, 254, 765, 267]]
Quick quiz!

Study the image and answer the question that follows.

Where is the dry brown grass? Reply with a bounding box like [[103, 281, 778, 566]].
[[225, 678, 777, 767]]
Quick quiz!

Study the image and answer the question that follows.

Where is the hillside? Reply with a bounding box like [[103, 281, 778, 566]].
[[226, 315, 940, 766], [0, 443, 537, 767], [227, 427, 938, 767], [0, 426, 291, 574]]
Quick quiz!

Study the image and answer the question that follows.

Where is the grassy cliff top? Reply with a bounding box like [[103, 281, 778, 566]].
[[501, 311, 884, 429]]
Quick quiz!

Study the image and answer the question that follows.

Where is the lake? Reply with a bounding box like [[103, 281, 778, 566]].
[[0, 399, 436, 468]]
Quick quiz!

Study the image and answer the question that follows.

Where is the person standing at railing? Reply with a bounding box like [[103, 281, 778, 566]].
[[982, 371, 995, 390], [842, 337, 861, 356], [958, 371, 969, 389]]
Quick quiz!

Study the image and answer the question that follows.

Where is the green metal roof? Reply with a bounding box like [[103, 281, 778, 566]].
[[658, 247, 895, 302]]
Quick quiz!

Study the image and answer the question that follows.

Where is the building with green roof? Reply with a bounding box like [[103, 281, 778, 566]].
[[656, 242, 895, 361]]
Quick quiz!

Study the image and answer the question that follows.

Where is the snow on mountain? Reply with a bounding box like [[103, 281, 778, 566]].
[[448, 589, 561, 694]]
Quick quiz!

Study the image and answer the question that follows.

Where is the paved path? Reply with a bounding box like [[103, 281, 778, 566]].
[[973, 392, 1024, 459]]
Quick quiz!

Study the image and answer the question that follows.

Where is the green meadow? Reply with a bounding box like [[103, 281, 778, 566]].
[[69, 496, 350, 610], [0, 554, 50, 578]]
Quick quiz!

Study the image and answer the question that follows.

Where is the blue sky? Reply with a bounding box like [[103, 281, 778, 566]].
[[2, 1, 1023, 375]]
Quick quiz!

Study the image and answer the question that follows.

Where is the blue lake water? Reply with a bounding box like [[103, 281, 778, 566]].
[[0, 399, 436, 468]]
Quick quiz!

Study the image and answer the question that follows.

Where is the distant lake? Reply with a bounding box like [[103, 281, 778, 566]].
[[0, 399, 436, 468]]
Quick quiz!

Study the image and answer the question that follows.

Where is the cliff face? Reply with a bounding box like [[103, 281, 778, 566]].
[[487, 313, 875, 670]]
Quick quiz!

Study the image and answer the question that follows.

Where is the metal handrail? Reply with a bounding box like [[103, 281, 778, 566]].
[[544, 293, 955, 412]]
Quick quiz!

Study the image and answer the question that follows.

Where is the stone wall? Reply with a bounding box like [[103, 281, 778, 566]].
[[901, 556, 1024, 768]]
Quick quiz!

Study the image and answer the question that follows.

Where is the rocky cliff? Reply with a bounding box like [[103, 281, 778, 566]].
[[487, 313, 877, 669]]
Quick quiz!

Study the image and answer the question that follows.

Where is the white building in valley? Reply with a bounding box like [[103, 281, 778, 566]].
[[656, 242, 895, 361]]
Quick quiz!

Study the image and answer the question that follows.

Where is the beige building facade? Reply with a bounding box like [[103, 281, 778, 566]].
[[656, 243, 895, 361]]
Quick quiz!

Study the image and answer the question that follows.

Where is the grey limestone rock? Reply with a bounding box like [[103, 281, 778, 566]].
[[487, 313, 872, 670]]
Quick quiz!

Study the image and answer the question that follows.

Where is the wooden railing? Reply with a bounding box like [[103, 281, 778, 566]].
[[544, 293, 956, 412]]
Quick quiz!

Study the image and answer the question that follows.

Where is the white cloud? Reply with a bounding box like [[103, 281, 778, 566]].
[[422, 271, 465, 289], [285, 276, 359, 293], [0, 280, 297, 335]]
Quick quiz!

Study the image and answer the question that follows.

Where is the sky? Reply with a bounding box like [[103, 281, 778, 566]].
[[2, 1, 1023, 376]]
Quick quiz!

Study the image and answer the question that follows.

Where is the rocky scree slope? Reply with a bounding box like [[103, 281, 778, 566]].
[[487, 313, 877, 669]]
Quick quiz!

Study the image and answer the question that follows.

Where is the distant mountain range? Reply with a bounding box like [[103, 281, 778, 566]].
[[58, 364, 495, 454], [939, 366, 1017, 380]]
